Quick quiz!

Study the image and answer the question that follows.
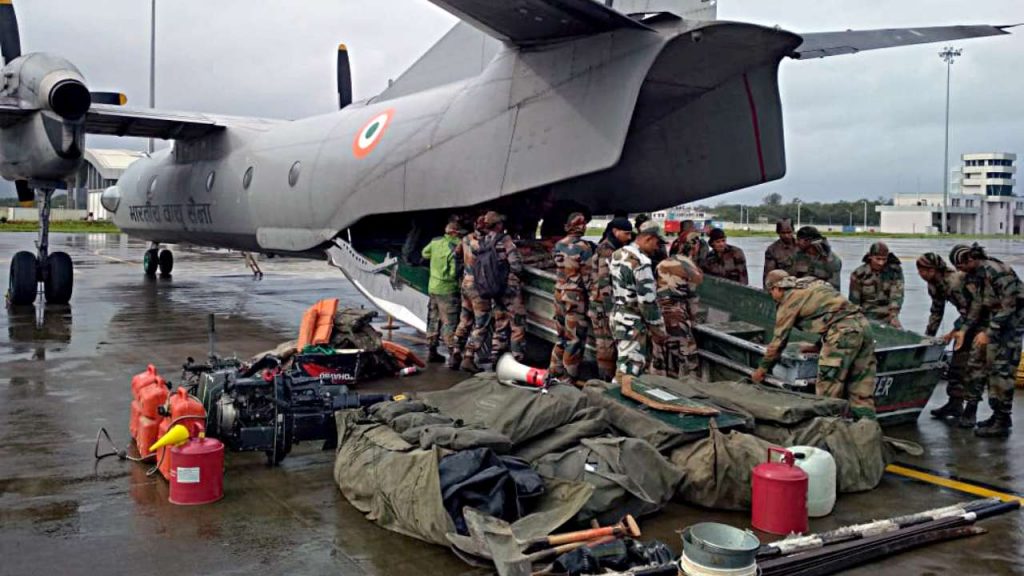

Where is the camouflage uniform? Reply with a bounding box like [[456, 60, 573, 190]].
[[589, 236, 623, 381], [924, 268, 975, 404], [490, 232, 525, 360], [760, 277, 877, 419], [763, 239, 798, 285], [792, 247, 841, 290], [849, 254, 905, 325], [421, 231, 462, 356], [651, 253, 703, 377], [701, 244, 749, 285], [549, 217, 593, 380], [611, 244, 667, 380], [454, 230, 490, 361], [960, 257, 1024, 419]]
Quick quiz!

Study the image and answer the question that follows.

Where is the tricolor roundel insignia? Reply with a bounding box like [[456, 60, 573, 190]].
[[352, 109, 394, 159]]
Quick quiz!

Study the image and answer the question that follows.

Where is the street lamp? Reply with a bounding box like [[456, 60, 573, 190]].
[[794, 199, 802, 228], [939, 46, 962, 234], [148, 0, 157, 153], [846, 210, 853, 228], [862, 199, 868, 230]]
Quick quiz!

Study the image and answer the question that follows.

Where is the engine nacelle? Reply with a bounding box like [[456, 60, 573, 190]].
[[0, 53, 91, 182]]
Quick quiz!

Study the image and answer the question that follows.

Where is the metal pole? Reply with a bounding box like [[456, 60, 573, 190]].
[[148, 0, 156, 154], [863, 200, 868, 229], [939, 47, 962, 235], [796, 201, 801, 228]]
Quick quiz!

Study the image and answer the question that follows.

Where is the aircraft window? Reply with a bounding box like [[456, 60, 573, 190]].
[[288, 161, 301, 187], [243, 166, 254, 190], [206, 171, 216, 192]]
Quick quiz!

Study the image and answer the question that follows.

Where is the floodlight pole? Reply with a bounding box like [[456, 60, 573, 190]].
[[148, 0, 156, 154], [939, 46, 962, 235], [862, 199, 867, 229]]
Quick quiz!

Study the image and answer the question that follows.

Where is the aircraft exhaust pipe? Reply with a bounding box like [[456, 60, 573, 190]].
[[47, 78, 91, 120]]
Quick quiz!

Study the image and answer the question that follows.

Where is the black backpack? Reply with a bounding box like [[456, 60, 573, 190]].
[[472, 233, 509, 299]]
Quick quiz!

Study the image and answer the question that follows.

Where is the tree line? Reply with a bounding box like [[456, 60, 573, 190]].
[[694, 193, 893, 228]]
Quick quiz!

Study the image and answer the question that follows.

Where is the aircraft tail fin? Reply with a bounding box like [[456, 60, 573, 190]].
[[425, 0, 653, 45], [375, 22, 500, 102]]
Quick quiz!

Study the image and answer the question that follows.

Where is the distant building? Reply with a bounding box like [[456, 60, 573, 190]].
[[877, 152, 1020, 234], [75, 148, 147, 220]]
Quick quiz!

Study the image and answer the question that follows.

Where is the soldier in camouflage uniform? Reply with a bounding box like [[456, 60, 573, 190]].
[[763, 218, 798, 286], [490, 216, 526, 362], [651, 231, 704, 378], [948, 244, 1024, 437], [454, 215, 488, 372], [917, 251, 977, 426], [753, 270, 877, 420], [610, 222, 668, 381], [680, 220, 709, 266], [792, 226, 841, 290], [548, 213, 594, 381], [848, 242, 905, 327], [701, 228, 748, 285], [421, 221, 464, 366], [589, 217, 633, 381]]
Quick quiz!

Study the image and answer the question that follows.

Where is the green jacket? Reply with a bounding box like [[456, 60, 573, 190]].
[[421, 235, 460, 295]]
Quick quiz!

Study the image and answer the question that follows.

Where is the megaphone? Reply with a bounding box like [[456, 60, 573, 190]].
[[496, 353, 549, 388]]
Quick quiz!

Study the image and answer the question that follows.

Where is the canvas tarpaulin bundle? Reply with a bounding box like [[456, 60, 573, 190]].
[[534, 437, 683, 524], [755, 416, 892, 493], [669, 427, 781, 511], [418, 375, 603, 447], [333, 409, 593, 546], [634, 375, 847, 425]]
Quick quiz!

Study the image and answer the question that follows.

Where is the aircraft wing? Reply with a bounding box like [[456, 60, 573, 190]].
[[84, 104, 228, 139], [426, 0, 653, 44], [794, 24, 1014, 59]]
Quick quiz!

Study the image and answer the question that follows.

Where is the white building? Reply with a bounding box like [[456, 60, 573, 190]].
[[77, 149, 147, 220], [878, 153, 1021, 234]]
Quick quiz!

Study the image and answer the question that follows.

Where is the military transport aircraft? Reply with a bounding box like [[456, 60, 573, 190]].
[[0, 0, 1013, 330]]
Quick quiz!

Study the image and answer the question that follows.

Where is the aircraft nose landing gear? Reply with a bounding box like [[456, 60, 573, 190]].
[[144, 245, 174, 277], [6, 187, 73, 307]]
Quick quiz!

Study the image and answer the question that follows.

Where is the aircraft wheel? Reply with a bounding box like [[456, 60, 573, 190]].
[[8, 251, 38, 306], [143, 248, 159, 277], [158, 249, 174, 276], [43, 252, 74, 305]]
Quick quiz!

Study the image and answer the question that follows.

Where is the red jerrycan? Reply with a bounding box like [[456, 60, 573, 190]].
[[752, 447, 808, 535]]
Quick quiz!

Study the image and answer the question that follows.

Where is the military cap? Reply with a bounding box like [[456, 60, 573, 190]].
[[709, 228, 726, 242], [867, 242, 890, 257], [608, 217, 633, 232], [637, 220, 667, 242], [565, 212, 587, 232], [776, 218, 794, 233], [949, 244, 971, 266], [916, 253, 948, 270], [797, 226, 823, 241], [483, 211, 505, 226], [764, 269, 793, 290]]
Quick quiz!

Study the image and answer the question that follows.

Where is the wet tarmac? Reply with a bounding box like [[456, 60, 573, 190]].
[[1, 232, 1021, 575]]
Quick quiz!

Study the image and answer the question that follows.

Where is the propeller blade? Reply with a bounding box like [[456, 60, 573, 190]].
[[90, 91, 127, 106], [337, 43, 352, 109], [0, 0, 21, 63]]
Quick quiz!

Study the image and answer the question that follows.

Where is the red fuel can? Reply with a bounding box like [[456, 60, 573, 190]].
[[752, 447, 808, 535], [169, 437, 224, 506]]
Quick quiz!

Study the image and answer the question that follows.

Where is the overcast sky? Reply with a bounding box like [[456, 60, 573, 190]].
[[7, 0, 1024, 204]]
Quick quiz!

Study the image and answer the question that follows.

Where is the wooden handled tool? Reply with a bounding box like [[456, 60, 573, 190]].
[[523, 515, 640, 551]]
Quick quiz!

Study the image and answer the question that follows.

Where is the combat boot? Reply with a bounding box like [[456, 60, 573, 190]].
[[974, 411, 1012, 438], [930, 398, 963, 420], [956, 401, 978, 429], [446, 350, 462, 370], [460, 356, 482, 374], [427, 346, 445, 364]]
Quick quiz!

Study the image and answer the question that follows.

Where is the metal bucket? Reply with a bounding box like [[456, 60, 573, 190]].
[[681, 522, 760, 570]]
